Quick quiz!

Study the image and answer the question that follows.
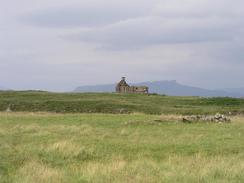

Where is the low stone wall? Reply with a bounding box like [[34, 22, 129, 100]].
[[182, 113, 231, 123]]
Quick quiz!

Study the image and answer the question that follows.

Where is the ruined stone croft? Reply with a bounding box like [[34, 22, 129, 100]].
[[116, 77, 149, 94]]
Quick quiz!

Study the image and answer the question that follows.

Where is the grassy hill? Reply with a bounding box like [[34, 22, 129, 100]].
[[1, 91, 244, 115]]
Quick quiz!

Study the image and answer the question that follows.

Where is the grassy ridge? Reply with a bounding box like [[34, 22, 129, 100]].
[[1, 91, 244, 115], [0, 113, 243, 182]]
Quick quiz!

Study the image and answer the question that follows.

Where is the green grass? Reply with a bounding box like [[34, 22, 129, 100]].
[[1, 91, 244, 115], [0, 113, 243, 183]]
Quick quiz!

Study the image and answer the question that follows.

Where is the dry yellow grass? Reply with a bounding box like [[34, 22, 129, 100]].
[[13, 161, 63, 183]]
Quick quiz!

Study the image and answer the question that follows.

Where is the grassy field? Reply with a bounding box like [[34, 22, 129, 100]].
[[1, 91, 244, 115], [0, 112, 243, 183]]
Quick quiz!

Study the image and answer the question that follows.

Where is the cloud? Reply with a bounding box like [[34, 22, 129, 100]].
[[66, 16, 238, 49], [153, 0, 244, 18], [20, 0, 244, 50], [20, 0, 153, 28]]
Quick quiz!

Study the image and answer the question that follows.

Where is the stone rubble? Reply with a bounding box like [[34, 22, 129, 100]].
[[182, 113, 231, 123], [6, 106, 12, 113]]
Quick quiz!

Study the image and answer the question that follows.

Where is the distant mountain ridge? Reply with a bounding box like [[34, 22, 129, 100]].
[[0, 86, 8, 91], [74, 80, 244, 97], [221, 88, 244, 96]]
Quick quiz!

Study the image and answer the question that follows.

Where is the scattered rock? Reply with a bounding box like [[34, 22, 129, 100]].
[[182, 118, 191, 123], [182, 113, 231, 123], [6, 106, 12, 113], [118, 108, 129, 114]]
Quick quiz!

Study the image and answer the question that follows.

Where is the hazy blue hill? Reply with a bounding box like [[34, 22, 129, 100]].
[[0, 86, 8, 91], [221, 88, 244, 96], [74, 84, 116, 93], [74, 80, 243, 97], [137, 80, 240, 97]]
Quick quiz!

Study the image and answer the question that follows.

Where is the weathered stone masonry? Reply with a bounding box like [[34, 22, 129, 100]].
[[116, 77, 149, 94]]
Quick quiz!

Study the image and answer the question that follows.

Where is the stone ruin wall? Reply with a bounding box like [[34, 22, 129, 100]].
[[129, 86, 149, 94], [116, 77, 149, 94]]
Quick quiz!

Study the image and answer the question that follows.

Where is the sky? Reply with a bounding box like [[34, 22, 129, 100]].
[[0, 0, 244, 91]]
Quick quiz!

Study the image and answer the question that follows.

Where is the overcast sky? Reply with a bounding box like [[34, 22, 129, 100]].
[[0, 0, 244, 91]]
